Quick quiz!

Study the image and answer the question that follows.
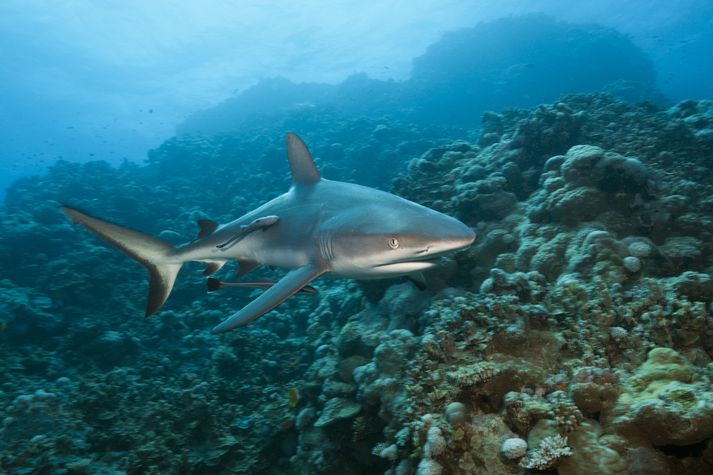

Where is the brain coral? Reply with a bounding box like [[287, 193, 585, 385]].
[[610, 347, 713, 446]]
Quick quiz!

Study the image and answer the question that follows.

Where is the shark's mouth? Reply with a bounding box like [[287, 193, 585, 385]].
[[374, 255, 443, 268]]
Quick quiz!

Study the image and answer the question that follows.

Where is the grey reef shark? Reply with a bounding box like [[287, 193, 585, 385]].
[[61, 133, 476, 333]]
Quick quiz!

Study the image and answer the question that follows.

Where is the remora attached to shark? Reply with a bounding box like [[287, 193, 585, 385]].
[[61, 133, 475, 333]]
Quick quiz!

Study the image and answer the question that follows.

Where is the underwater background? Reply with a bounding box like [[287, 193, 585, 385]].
[[2, 1, 713, 474]]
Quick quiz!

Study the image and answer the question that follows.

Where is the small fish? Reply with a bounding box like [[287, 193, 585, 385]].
[[216, 215, 279, 250], [287, 388, 300, 409], [207, 278, 318, 295]]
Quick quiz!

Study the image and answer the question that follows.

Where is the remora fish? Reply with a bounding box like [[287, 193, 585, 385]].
[[206, 277, 318, 295], [61, 133, 475, 333]]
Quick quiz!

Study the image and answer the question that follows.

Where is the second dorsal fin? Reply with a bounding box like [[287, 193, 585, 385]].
[[285, 132, 320, 185], [196, 219, 218, 239]]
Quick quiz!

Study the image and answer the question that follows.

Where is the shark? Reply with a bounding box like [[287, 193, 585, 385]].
[[61, 133, 475, 333]]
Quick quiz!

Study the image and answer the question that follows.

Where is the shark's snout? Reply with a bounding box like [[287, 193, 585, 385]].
[[458, 224, 476, 247], [430, 217, 475, 254]]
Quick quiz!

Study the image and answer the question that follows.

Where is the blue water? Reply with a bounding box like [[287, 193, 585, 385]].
[[1, 2, 713, 474], [1, 1, 712, 195]]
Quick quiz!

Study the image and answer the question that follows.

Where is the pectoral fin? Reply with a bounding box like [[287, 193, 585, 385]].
[[236, 258, 261, 276], [211, 264, 325, 333], [407, 272, 428, 290]]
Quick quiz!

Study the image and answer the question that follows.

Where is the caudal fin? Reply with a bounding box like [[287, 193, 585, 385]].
[[61, 206, 182, 316]]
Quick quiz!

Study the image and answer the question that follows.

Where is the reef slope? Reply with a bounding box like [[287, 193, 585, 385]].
[[1, 95, 713, 474]]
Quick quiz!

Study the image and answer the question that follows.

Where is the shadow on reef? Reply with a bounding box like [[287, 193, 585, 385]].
[[2, 93, 713, 474]]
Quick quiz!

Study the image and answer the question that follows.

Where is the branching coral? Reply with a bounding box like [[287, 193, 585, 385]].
[[519, 434, 572, 470]]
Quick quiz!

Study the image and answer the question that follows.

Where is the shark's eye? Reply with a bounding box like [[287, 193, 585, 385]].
[[388, 237, 400, 249]]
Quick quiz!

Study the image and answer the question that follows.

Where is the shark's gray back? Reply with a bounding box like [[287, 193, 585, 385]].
[[221, 179, 405, 265]]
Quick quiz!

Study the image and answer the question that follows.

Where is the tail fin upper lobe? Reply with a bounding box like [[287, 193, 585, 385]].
[[61, 206, 181, 316]]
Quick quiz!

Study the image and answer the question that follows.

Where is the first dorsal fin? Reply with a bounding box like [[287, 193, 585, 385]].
[[196, 219, 218, 239], [286, 132, 320, 185]]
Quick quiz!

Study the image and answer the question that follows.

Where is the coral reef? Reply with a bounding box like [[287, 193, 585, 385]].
[[609, 348, 713, 446], [520, 433, 572, 471], [2, 92, 713, 474]]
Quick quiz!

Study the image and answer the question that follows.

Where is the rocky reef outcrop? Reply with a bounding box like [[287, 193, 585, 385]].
[[291, 94, 713, 474], [2, 94, 713, 474]]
